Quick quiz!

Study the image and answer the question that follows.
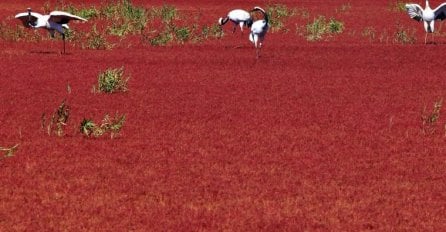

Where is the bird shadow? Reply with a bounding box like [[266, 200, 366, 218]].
[[426, 41, 446, 45], [224, 45, 248, 49], [30, 50, 70, 55]]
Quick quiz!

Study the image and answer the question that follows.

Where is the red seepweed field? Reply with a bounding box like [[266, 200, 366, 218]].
[[1, 0, 446, 230]]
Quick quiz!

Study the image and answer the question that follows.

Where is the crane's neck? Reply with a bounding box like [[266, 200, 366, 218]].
[[256, 9, 268, 24], [426, 0, 430, 8], [263, 11, 269, 24], [27, 7, 36, 27], [219, 17, 229, 25], [27, 8, 31, 20]]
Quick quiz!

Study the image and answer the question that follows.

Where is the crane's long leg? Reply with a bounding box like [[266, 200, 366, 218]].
[[239, 22, 244, 36], [255, 42, 260, 59], [425, 33, 428, 44], [62, 33, 66, 54]]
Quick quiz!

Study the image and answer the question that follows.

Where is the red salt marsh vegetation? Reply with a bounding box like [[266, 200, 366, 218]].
[[1, 0, 446, 230]]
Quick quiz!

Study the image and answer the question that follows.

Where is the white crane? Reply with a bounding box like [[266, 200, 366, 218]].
[[218, 9, 253, 34], [15, 8, 87, 53], [249, 7, 269, 58], [406, 0, 446, 44]]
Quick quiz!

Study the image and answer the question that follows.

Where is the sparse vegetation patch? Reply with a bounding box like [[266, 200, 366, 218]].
[[97, 67, 129, 93], [65, 5, 99, 20], [148, 4, 178, 24], [422, 98, 443, 135], [337, 3, 352, 13], [305, 16, 344, 41], [388, 0, 407, 12], [200, 24, 224, 40], [42, 100, 70, 137], [394, 24, 416, 44], [0, 144, 19, 160], [80, 114, 126, 138], [362, 26, 377, 42], [85, 25, 111, 49], [0, 21, 43, 42], [103, 0, 147, 36], [266, 4, 295, 33]]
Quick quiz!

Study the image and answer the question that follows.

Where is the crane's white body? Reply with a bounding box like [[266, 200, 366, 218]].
[[15, 10, 87, 53], [406, 0, 446, 43], [249, 7, 269, 58], [219, 9, 253, 33]]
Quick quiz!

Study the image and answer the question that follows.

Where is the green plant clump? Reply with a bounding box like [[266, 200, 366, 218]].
[[145, 4, 179, 46], [149, 29, 173, 46], [65, 5, 99, 20], [394, 25, 416, 44], [266, 4, 295, 32], [201, 24, 224, 39], [104, 0, 147, 36], [306, 16, 344, 41], [0, 21, 45, 42], [388, 1, 406, 12], [0, 144, 19, 160], [175, 27, 190, 43], [362, 26, 377, 42], [421, 98, 443, 135], [0, 23, 26, 42], [85, 25, 110, 50], [80, 114, 126, 138], [42, 100, 70, 136], [306, 16, 327, 41], [328, 19, 344, 34], [148, 4, 178, 24], [97, 67, 129, 93]]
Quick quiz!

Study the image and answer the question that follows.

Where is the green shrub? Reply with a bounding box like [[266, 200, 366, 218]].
[[64, 28, 87, 46], [101, 114, 126, 138], [80, 114, 126, 138], [201, 24, 224, 39], [65, 5, 99, 20], [149, 30, 173, 46], [175, 27, 190, 43], [305, 16, 345, 41], [266, 4, 295, 32], [328, 19, 344, 34], [108, 20, 131, 36], [0, 22, 42, 42], [86, 25, 110, 49], [149, 4, 177, 24], [103, 0, 147, 36], [97, 67, 129, 93], [306, 16, 327, 41], [142, 4, 224, 46], [80, 119, 97, 137], [388, 0, 406, 12], [394, 25, 416, 44], [0, 23, 25, 41]]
